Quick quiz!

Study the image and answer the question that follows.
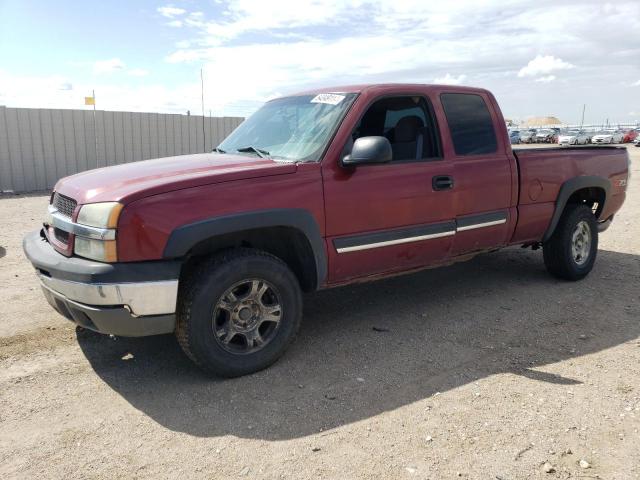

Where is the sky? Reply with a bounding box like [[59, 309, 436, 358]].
[[0, 0, 639, 124]]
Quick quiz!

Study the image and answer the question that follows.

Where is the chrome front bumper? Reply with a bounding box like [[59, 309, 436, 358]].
[[23, 230, 181, 337], [37, 274, 178, 316], [39, 280, 176, 337]]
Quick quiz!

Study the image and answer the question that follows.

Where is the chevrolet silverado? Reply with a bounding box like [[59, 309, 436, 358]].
[[24, 84, 630, 376]]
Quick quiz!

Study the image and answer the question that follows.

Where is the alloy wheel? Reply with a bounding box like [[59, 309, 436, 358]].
[[212, 279, 283, 354]]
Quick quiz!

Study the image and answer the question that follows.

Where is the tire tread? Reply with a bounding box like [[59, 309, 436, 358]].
[[175, 248, 301, 376], [543, 204, 598, 281]]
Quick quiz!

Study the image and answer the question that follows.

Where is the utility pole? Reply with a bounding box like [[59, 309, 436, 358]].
[[200, 68, 206, 152], [92, 90, 98, 168], [580, 104, 586, 129]]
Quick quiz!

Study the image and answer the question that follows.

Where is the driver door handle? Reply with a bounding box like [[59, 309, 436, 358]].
[[432, 175, 454, 191]]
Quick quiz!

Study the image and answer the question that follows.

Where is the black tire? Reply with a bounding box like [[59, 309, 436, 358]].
[[543, 204, 598, 281], [176, 248, 302, 377]]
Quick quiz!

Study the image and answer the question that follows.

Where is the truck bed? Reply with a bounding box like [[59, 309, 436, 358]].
[[510, 145, 629, 244]]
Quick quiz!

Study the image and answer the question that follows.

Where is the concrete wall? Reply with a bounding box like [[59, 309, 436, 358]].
[[0, 106, 244, 193]]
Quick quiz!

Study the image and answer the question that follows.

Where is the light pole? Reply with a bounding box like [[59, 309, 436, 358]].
[[200, 68, 206, 152]]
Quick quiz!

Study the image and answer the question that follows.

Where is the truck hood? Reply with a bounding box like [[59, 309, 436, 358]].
[[54, 153, 297, 204]]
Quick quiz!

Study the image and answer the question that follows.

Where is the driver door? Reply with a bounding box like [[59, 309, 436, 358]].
[[322, 94, 455, 284]]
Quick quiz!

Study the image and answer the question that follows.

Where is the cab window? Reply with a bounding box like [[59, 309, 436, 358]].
[[440, 93, 498, 155], [349, 96, 441, 161]]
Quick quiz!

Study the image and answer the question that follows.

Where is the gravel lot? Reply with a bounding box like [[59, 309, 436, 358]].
[[1, 145, 639, 479]]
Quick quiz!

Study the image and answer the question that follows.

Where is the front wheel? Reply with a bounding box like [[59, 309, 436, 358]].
[[543, 205, 598, 281], [176, 248, 302, 377]]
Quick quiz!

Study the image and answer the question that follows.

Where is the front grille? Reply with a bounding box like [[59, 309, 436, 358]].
[[52, 192, 77, 218], [54, 228, 70, 244]]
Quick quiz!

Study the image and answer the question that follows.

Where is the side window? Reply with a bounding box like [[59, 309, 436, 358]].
[[351, 96, 441, 161], [440, 93, 498, 155]]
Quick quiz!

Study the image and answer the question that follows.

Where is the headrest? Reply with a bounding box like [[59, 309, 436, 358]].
[[394, 115, 424, 142]]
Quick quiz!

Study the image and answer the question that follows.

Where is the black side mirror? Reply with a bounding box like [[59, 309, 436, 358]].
[[342, 136, 392, 166]]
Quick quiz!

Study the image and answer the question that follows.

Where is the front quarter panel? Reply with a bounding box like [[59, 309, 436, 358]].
[[116, 164, 324, 261]]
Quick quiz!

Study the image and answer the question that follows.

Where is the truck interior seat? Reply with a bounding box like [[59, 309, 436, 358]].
[[392, 115, 424, 161]]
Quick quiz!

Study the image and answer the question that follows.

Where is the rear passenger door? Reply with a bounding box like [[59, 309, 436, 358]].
[[438, 92, 514, 256]]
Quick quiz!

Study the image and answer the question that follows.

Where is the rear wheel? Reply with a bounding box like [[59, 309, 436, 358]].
[[543, 205, 598, 281], [176, 248, 302, 377]]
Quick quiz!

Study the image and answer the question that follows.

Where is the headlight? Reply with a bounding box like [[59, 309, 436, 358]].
[[77, 202, 123, 228], [74, 237, 118, 263], [74, 202, 123, 262]]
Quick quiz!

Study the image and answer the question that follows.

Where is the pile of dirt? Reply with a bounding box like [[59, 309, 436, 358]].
[[521, 116, 563, 126]]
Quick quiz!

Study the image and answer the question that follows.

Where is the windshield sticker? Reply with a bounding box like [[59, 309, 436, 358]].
[[311, 93, 346, 105]]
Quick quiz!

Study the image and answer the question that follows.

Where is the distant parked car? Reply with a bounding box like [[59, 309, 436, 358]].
[[623, 129, 639, 143], [535, 129, 558, 143], [509, 130, 521, 144], [591, 130, 625, 144], [519, 129, 537, 143], [635, 135, 640, 146], [558, 129, 590, 146]]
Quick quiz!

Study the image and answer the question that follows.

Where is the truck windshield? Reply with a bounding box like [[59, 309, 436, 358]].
[[218, 93, 357, 162]]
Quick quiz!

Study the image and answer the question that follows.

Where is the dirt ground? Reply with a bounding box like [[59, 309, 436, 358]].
[[1, 145, 639, 479]]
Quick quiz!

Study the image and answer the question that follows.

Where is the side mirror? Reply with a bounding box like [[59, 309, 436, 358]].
[[342, 136, 392, 166]]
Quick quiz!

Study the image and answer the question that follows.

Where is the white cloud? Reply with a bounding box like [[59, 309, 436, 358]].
[[166, 20, 183, 28], [535, 75, 556, 83], [518, 55, 573, 78], [128, 68, 149, 77], [632, 80, 640, 86], [158, 6, 186, 18], [433, 73, 467, 85], [92, 59, 148, 77], [167, 34, 470, 105], [0, 71, 77, 107], [93, 58, 125, 74], [197, 0, 363, 41], [158, 1, 640, 120], [0, 69, 198, 113], [4, 0, 640, 123]]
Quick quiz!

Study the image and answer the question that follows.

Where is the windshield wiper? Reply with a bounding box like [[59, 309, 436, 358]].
[[212, 147, 226, 153], [236, 146, 270, 159]]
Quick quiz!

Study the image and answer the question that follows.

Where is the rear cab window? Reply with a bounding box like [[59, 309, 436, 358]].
[[440, 93, 498, 155]]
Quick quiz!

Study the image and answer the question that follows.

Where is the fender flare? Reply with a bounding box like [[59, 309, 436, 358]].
[[542, 176, 611, 242], [163, 208, 327, 287]]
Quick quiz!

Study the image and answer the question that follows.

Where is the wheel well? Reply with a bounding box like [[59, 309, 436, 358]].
[[566, 186, 606, 218], [180, 227, 318, 292]]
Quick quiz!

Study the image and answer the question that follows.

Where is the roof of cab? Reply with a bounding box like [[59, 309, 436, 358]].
[[290, 83, 490, 96]]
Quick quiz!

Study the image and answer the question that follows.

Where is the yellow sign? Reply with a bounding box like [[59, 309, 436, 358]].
[[84, 96, 95, 106]]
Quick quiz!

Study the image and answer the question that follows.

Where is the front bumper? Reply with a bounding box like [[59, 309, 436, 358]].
[[23, 230, 180, 336]]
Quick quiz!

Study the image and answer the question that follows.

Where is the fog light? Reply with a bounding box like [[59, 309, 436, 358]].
[[74, 237, 117, 262]]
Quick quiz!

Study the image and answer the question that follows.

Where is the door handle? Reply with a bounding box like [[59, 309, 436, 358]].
[[432, 175, 454, 191]]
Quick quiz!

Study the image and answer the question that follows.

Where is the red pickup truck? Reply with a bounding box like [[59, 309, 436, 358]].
[[24, 84, 630, 377]]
